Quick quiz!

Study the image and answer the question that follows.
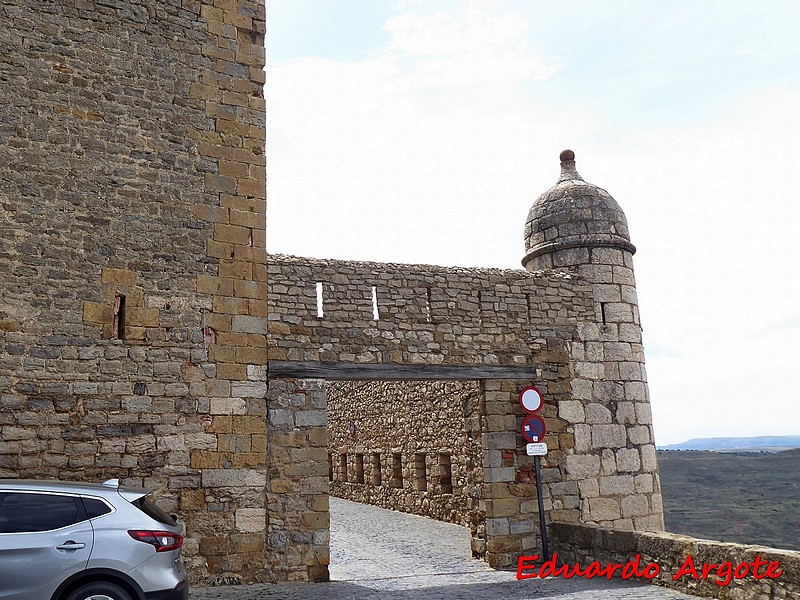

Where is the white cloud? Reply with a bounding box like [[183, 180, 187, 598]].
[[384, 2, 556, 86], [266, 2, 583, 267]]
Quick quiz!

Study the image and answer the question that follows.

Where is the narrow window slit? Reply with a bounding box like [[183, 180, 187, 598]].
[[477, 291, 483, 327], [339, 454, 348, 483], [371, 286, 379, 320], [316, 282, 324, 318], [438, 453, 453, 494], [415, 453, 427, 492], [600, 302, 607, 324], [526, 294, 533, 327], [391, 453, 403, 488], [425, 287, 433, 323], [113, 294, 126, 340]]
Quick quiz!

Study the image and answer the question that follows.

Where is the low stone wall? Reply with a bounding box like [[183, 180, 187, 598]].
[[550, 522, 800, 599]]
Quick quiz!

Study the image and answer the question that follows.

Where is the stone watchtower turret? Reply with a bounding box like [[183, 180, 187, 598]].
[[523, 150, 664, 531]]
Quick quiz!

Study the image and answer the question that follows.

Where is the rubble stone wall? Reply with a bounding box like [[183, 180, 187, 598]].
[[327, 380, 485, 554], [0, 0, 268, 585]]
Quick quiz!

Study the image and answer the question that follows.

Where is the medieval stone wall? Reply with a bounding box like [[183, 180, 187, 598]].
[[266, 254, 595, 366], [0, 0, 269, 585], [327, 380, 485, 554], [268, 252, 664, 568], [2, 0, 669, 585]]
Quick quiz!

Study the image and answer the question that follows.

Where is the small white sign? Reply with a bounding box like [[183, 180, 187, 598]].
[[520, 387, 544, 413], [526, 442, 548, 456]]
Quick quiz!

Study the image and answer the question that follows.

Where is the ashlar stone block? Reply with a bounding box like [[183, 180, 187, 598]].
[[591, 424, 626, 448]]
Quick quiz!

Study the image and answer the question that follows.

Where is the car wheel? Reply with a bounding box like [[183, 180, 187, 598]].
[[64, 581, 133, 600]]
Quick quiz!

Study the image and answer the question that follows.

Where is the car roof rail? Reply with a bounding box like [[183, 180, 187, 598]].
[[102, 478, 120, 488]]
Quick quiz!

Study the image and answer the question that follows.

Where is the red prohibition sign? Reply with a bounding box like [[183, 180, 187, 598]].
[[521, 415, 547, 443], [519, 386, 544, 414]]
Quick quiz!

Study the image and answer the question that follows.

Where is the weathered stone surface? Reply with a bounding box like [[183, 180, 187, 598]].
[[0, 0, 267, 586]]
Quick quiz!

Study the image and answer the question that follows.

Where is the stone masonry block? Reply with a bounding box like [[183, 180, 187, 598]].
[[574, 424, 592, 452], [621, 495, 650, 519], [565, 454, 600, 479], [585, 403, 612, 424], [232, 315, 268, 334], [486, 518, 510, 536], [591, 424, 626, 448], [201, 468, 266, 488], [100, 267, 138, 286], [82, 302, 113, 324], [482, 432, 516, 450], [236, 508, 266, 533], [588, 497, 621, 521], [231, 381, 267, 398], [484, 467, 515, 483], [599, 475, 634, 496], [641, 444, 658, 471], [295, 410, 327, 428], [616, 448, 641, 472], [635, 402, 653, 424], [558, 400, 585, 422]]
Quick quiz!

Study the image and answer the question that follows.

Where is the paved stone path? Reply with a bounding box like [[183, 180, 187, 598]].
[[191, 498, 706, 599]]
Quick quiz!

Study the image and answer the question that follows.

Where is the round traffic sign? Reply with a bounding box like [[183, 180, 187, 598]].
[[519, 386, 544, 413], [521, 415, 547, 443]]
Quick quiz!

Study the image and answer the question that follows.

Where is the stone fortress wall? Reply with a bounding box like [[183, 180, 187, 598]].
[[0, 0, 723, 590], [0, 0, 270, 585], [267, 253, 665, 569]]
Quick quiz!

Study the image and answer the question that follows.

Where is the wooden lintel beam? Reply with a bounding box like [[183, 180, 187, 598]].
[[267, 360, 537, 381]]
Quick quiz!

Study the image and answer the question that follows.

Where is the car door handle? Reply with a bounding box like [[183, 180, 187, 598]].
[[56, 541, 86, 551]]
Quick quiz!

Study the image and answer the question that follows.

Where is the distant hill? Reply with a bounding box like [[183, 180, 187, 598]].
[[658, 448, 800, 551], [661, 435, 800, 452]]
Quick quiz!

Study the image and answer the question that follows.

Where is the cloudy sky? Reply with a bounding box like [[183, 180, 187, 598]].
[[264, 0, 800, 446]]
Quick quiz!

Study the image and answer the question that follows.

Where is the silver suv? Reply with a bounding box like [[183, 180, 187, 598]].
[[0, 479, 188, 600]]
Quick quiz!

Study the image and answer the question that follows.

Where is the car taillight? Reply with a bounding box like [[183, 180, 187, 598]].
[[128, 530, 183, 552]]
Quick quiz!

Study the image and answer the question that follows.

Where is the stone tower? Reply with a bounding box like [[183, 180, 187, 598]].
[[523, 150, 664, 531], [0, 0, 269, 583]]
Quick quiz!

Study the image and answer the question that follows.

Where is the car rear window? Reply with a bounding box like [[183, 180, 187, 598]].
[[132, 496, 176, 527]]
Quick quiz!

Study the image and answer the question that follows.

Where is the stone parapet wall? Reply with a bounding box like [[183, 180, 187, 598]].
[[551, 521, 800, 600], [328, 380, 485, 554], [267, 254, 595, 366]]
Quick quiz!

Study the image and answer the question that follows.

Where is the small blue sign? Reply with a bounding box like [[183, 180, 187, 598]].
[[521, 415, 547, 443]]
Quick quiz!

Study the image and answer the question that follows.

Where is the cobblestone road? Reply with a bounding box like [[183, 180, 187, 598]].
[[191, 498, 706, 600]]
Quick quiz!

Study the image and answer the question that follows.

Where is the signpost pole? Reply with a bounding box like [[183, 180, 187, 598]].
[[533, 455, 549, 562], [519, 386, 550, 563]]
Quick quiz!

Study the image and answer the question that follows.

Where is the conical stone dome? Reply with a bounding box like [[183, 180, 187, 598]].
[[522, 150, 635, 270]]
